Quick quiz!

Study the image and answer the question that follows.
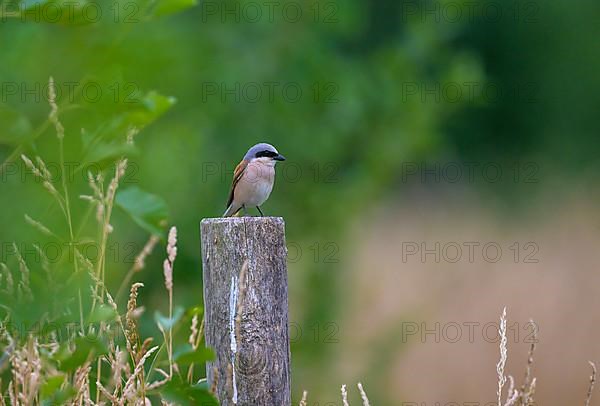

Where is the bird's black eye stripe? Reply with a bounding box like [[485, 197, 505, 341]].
[[256, 150, 278, 158]]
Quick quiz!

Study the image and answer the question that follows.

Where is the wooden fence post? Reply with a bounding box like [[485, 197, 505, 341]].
[[200, 217, 291, 406]]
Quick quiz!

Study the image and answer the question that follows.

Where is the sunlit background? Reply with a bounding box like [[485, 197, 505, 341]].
[[1, 0, 600, 404]]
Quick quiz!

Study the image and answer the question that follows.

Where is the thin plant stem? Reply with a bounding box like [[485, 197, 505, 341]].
[[168, 289, 173, 377]]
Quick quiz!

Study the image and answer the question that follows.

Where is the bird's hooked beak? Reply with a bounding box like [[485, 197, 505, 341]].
[[274, 154, 286, 161]]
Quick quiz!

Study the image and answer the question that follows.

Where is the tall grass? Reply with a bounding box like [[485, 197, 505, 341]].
[[495, 308, 596, 406], [0, 78, 216, 405]]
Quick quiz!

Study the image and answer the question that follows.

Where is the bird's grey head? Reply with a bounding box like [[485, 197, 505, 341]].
[[244, 143, 286, 162]]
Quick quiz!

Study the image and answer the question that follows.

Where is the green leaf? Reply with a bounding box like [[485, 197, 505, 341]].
[[86, 304, 118, 324], [0, 109, 33, 146], [54, 334, 108, 372], [154, 307, 184, 331], [127, 91, 177, 128], [82, 89, 176, 147], [80, 133, 138, 170], [159, 376, 219, 406], [152, 0, 198, 17], [115, 186, 168, 236], [80, 89, 175, 166], [41, 384, 76, 406], [173, 344, 215, 366], [40, 375, 65, 399]]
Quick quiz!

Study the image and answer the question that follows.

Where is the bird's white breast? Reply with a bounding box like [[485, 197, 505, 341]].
[[235, 160, 275, 207]]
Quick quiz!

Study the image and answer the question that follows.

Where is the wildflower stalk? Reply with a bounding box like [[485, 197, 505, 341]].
[[116, 234, 160, 302], [187, 314, 205, 383], [44, 77, 86, 335], [93, 158, 127, 309], [91, 128, 136, 310], [497, 307, 508, 406], [163, 226, 177, 378]]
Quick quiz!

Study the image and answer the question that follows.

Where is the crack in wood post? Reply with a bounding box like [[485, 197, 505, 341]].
[[201, 217, 291, 406]]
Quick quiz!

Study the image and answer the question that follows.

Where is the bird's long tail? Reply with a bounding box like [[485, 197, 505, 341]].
[[223, 203, 241, 217]]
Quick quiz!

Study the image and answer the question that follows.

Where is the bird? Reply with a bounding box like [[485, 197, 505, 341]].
[[223, 143, 286, 217]]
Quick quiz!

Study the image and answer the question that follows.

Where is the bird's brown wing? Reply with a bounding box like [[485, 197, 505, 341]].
[[226, 159, 249, 209]]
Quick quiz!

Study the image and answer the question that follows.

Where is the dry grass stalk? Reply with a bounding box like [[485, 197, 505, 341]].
[[102, 345, 129, 400], [116, 234, 160, 302], [122, 346, 159, 403], [146, 375, 169, 391], [492, 308, 539, 406], [357, 382, 370, 406], [299, 390, 308, 406], [126, 283, 144, 359], [20, 155, 60, 199], [48, 77, 64, 140], [83, 171, 105, 224], [503, 375, 519, 406], [11, 243, 32, 300], [162, 226, 177, 378], [525, 378, 537, 405], [1, 263, 14, 295], [7, 381, 15, 406], [341, 384, 349, 406], [90, 128, 136, 308], [43, 83, 79, 291], [134, 235, 160, 273], [10, 337, 42, 405], [189, 314, 199, 349], [497, 307, 508, 405], [186, 313, 205, 383], [0, 380, 5, 406], [32, 244, 51, 285], [23, 214, 54, 237], [72, 364, 92, 405], [97, 380, 118, 403], [519, 322, 537, 405], [585, 361, 597, 406]]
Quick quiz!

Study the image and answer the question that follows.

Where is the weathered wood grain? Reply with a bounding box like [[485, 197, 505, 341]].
[[200, 217, 290, 406]]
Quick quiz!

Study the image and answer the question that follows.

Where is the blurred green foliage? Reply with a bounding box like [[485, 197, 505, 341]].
[[1, 0, 599, 403]]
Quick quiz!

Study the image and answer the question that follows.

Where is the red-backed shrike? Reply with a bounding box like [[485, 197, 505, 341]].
[[223, 143, 286, 217]]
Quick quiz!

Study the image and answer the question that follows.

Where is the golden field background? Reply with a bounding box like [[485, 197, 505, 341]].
[[290, 186, 600, 404]]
